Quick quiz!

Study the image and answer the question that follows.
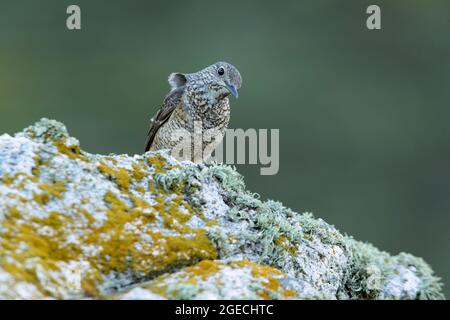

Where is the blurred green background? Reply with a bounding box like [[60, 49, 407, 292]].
[[1, 0, 449, 296]]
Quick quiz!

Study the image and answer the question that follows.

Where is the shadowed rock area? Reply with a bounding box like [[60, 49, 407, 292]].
[[0, 119, 444, 299]]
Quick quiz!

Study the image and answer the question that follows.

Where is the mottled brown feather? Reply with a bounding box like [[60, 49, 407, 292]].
[[144, 87, 184, 152]]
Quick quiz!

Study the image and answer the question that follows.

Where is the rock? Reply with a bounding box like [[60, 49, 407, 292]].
[[0, 118, 444, 299], [115, 260, 312, 300]]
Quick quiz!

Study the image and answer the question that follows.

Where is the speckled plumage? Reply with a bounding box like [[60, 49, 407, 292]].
[[145, 62, 242, 162]]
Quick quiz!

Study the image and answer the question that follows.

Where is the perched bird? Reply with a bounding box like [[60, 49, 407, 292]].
[[145, 62, 242, 163]]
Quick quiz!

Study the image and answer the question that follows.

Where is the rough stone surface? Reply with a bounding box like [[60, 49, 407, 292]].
[[0, 119, 444, 299]]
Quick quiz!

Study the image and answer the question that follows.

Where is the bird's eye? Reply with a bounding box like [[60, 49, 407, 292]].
[[217, 67, 225, 76]]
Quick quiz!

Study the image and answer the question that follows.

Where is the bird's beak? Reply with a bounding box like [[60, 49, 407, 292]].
[[225, 82, 239, 98]]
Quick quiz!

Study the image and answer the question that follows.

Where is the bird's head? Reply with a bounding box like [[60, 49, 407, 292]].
[[206, 62, 242, 99], [168, 61, 242, 102]]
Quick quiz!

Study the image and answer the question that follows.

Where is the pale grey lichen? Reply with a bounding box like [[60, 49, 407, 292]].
[[342, 239, 443, 299], [0, 118, 444, 300]]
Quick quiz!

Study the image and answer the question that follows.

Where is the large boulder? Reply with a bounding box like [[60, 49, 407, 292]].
[[0, 119, 444, 299]]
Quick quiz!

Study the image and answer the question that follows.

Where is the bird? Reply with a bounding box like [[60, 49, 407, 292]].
[[144, 61, 242, 163]]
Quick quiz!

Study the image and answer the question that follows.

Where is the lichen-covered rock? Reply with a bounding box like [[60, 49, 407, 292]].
[[115, 260, 314, 300], [0, 119, 444, 299]]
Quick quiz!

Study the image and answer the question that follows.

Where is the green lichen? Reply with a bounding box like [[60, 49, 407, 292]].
[[154, 166, 201, 195], [203, 164, 261, 208], [24, 118, 69, 142], [343, 238, 444, 299]]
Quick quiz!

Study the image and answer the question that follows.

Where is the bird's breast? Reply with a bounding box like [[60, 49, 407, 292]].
[[200, 98, 230, 129]]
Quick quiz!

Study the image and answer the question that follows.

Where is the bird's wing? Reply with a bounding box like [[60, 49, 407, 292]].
[[145, 87, 184, 152]]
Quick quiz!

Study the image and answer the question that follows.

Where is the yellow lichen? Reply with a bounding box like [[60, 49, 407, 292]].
[[81, 191, 216, 279], [135, 186, 145, 193], [0, 208, 98, 297], [130, 194, 150, 209], [54, 140, 87, 161], [131, 163, 147, 181], [185, 260, 221, 280], [147, 154, 176, 174], [1, 175, 15, 185], [232, 260, 294, 299], [33, 192, 50, 205], [149, 260, 222, 290], [1, 153, 218, 298], [206, 220, 219, 227], [31, 155, 44, 177], [154, 195, 193, 231], [97, 162, 131, 191], [38, 181, 66, 199], [283, 289, 297, 298], [274, 235, 298, 255], [259, 291, 271, 300], [104, 156, 118, 165], [138, 260, 295, 300]]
